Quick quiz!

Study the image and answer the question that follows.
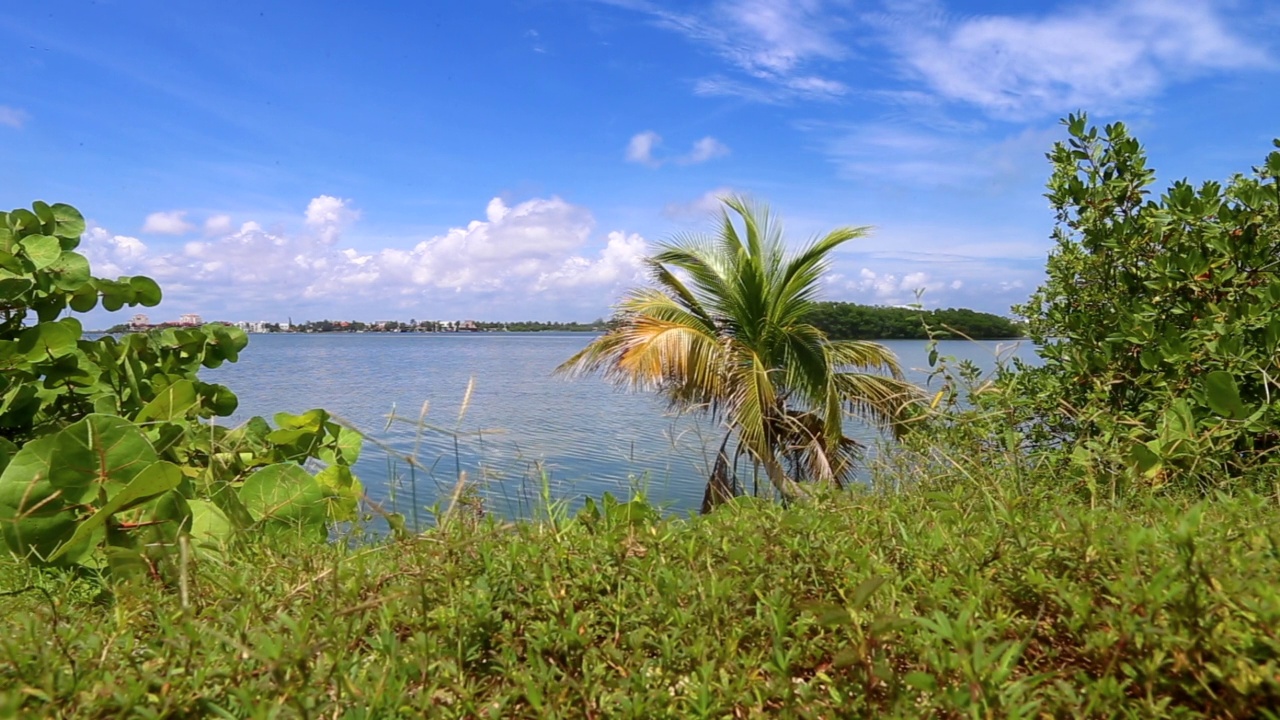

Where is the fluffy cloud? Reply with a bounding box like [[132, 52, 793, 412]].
[[682, 137, 731, 164], [876, 0, 1271, 118], [304, 195, 359, 244], [81, 228, 149, 278], [80, 195, 650, 320], [0, 106, 28, 129], [142, 210, 195, 235], [626, 131, 663, 166], [204, 214, 233, 235], [626, 131, 730, 167]]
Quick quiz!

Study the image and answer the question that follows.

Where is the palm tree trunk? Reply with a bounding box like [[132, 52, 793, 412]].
[[700, 433, 738, 514]]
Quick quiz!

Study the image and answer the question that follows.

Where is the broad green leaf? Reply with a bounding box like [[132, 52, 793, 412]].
[[49, 414, 158, 499], [8, 208, 40, 234], [50, 203, 86, 239], [19, 234, 61, 270], [333, 425, 363, 464], [275, 409, 328, 432], [0, 269, 32, 300], [136, 379, 198, 423], [238, 463, 328, 539], [31, 201, 55, 231], [315, 464, 362, 521], [16, 317, 81, 361], [205, 383, 238, 416], [1204, 371, 1248, 419], [0, 435, 79, 561], [48, 461, 181, 561], [1129, 442, 1163, 478], [0, 437, 17, 478], [129, 275, 162, 306], [188, 499, 232, 545], [69, 286, 98, 312], [47, 251, 91, 291]]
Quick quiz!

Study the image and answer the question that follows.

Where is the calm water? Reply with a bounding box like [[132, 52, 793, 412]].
[[203, 333, 1038, 520]]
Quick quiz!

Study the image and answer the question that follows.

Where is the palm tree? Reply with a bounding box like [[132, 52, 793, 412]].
[[557, 196, 922, 512]]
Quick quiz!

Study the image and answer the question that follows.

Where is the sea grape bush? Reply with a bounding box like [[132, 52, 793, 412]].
[[1004, 115, 1280, 491], [0, 202, 363, 576]]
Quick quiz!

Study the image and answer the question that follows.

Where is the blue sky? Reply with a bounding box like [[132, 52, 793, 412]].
[[3, 0, 1278, 324]]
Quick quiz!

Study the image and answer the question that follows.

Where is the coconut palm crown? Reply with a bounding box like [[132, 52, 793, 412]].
[[557, 196, 922, 512]]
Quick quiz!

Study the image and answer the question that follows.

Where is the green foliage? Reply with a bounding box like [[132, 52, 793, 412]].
[[1005, 116, 1280, 491], [0, 202, 364, 572], [807, 301, 1023, 340], [2, 477, 1278, 717]]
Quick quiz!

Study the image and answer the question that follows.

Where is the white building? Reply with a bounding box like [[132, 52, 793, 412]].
[[179, 313, 203, 326]]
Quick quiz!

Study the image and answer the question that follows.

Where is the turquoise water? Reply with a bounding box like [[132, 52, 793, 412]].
[[203, 332, 1038, 519]]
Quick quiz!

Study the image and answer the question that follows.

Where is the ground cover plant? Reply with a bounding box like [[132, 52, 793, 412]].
[[2, 472, 1279, 718]]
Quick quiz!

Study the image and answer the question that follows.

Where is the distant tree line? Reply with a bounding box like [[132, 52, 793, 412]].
[[478, 320, 610, 332], [103, 319, 614, 334], [805, 302, 1024, 340]]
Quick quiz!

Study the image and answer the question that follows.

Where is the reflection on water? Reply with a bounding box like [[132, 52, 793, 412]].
[[204, 332, 1037, 517]]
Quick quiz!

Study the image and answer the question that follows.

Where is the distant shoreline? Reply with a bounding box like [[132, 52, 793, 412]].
[[89, 328, 1030, 342]]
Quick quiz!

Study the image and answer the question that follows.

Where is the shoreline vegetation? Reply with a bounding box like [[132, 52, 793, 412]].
[[100, 303, 1024, 340], [5, 116, 1280, 716]]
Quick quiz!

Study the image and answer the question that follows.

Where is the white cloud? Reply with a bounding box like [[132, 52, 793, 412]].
[[204, 214, 232, 235], [877, 0, 1272, 118], [142, 210, 195, 235], [821, 122, 1059, 190], [80, 194, 650, 320], [681, 136, 731, 164], [81, 227, 149, 278], [626, 131, 663, 166], [0, 106, 28, 129], [626, 131, 730, 167], [604, 0, 850, 102], [304, 195, 359, 244]]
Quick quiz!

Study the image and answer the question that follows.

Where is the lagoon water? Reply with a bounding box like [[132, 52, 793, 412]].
[[204, 332, 1038, 521]]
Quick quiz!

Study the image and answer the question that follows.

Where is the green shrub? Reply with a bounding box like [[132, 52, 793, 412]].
[[989, 116, 1280, 493], [0, 202, 365, 575]]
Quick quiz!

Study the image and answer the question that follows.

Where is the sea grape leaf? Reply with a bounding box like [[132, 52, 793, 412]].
[[315, 464, 362, 521], [128, 275, 162, 306], [50, 203, 86, 240], [238, 463, 328, 539], [188, 499, 232, 544], [47, 252, 92, 291], [48, 461, 181, 561], [136, 379, 198, 423], [49, 414, 158, 500], [0, 435, 79, 561], [19, 234, 61, 270], [17, 317, 81, 362]]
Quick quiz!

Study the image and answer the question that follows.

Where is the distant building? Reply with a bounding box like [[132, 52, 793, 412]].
[[129, 313, 150, 329], [232, 320, 271, 333], [179, 313, 202, 326]]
